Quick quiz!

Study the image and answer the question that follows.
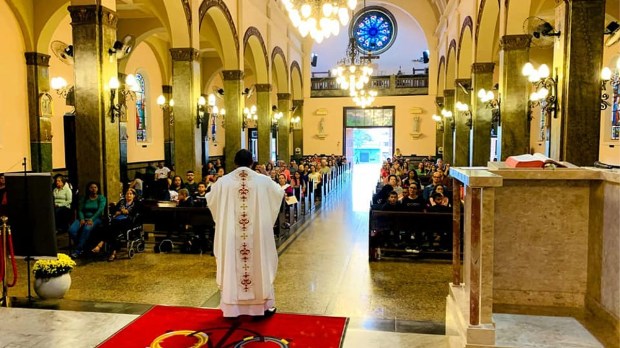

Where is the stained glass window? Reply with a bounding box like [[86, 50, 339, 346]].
[[135, 73, 147, 142], [351, 7, 397, 55], [345, 107, 393, 127], [612, 82, 620, 140]]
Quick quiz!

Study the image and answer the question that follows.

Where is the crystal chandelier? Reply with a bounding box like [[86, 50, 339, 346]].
[[351, 89, 377, 108], [282, 0, 357, 43], [332, 37, 374, 95]]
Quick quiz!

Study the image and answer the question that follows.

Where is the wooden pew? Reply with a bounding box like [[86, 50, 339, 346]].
[[368, 209, 460, 260]]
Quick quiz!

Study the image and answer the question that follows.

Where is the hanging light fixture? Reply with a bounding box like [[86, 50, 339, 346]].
[[351, 89, 377, 108], [332, 37, 374, 97], [282, 0, 357, 43]]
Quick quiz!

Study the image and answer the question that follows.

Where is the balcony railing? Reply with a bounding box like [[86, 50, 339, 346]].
[[310, 73, 429, 97]]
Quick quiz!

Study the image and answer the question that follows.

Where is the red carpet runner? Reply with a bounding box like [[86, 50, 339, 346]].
[[98, 305, 348, 348]]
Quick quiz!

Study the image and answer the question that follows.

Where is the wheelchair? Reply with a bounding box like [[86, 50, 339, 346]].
[[106, 202, 146, 259]]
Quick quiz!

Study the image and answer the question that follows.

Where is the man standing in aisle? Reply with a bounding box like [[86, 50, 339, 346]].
[[206, 149, 284, 318]]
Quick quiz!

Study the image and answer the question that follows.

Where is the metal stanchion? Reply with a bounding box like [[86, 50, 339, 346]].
[[1, 216, 11, 307]]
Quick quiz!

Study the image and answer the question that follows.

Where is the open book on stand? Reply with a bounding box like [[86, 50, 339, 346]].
[[505, 153, 567, 168]]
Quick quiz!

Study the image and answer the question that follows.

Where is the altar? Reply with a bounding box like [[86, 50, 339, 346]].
[[445, 164, 619, 347]]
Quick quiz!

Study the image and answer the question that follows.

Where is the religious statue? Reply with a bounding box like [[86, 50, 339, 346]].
[[319, 117, 325, 135]]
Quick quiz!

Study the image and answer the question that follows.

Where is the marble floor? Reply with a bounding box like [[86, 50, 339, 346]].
[[0, 164, 614, 347]]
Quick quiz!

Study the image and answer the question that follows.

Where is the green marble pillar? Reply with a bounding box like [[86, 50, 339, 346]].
[[256, 84, 272, 165], [442, 90, 455, 165], [454, 79, 472, 167], [162, 85, 174, 168], [499, 35, 531, 160], [170, 48, 201, 176], [277, 93, 292, 162], [25, 52, 52, 172], [69, 5, 121, 201], [117, 72, 128, 187], [471, 63, 495, 166], [223, 70, 243, 173], [553, 0, 605, 165], [435, 96, 445, 156], [292, 99, 304, 157]]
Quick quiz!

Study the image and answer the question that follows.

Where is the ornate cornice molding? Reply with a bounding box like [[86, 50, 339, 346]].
[[475, 0, 486, 46], [182, 0, 191, 26], [446, 39, 457, 68], [68, 5, 117, 28], [500, 35, 531, 51], [25, 52, 51, 67], [199, 0, 239, 53], [472, 62, 495, 73], [255, 83, 272, 92], [162, 85, 173, 94], [277, 93, 291, 101], [455, 78, 472, 85], [290, 60, 302, 79], [222, 70, 244, 80], [292, 99, 304, 107], [170, 48, 199, 61], [444, 89, 455, 98], [243, 27, 269, 70]]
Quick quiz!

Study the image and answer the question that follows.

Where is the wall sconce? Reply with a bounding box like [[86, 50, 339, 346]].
[[197, 94, 225, 131], [441, 109, 455, 129], [600, 59, 620, 110], [196, 95, 207, 129], [157, 95, 174, 125], [108, 74, 139, 123], [478, 88, 501, 125], [522, 63, 558, 119], [290, 115, 301, 132], [242, 104, 257, 130], [432, 114, 445, 131], [50, 76, 76, 108], [272, 105, 284, 133], [455, 101, 473, 128]]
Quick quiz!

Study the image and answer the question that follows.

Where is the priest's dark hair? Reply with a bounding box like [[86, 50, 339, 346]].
[[234, 149, 254, 167]]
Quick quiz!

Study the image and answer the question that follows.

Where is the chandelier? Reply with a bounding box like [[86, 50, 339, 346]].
[[351, 89, 377, 108], [332, 37, 374, 95], [282, 0, 358, 43]]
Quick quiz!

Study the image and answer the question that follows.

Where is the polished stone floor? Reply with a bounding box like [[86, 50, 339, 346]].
[[0, 164, 613, 347]]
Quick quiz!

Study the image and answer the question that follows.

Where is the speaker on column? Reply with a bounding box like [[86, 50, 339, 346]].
[[311, 54, 318, 67]]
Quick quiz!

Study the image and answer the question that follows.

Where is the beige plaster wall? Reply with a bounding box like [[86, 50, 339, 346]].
[[493, 179, 590, 307], [302, 95, 437, 156], [123, 42, 165, 163], [0, 1, 31, 172], [48, 14, 73, 170]]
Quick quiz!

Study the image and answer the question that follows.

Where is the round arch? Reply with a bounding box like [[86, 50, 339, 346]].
[[271, 46, 289, 93], [445, 40, 457, 89], [437, 56, 446, 95], [199, 0, 239, 70], [476, 0, 500, 61], [243, 27, 269, 84], [505, 0, 533, 35], [458, 17, 473, 78], [290, 60, 302, 100]]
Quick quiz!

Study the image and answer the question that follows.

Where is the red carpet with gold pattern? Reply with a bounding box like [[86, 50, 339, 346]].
[[98, 305, 348, 348]]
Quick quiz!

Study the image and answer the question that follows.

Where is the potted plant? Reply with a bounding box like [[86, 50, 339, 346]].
[[32, 253, 76, 299]]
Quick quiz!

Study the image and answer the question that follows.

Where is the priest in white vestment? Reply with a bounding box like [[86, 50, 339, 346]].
[[206, 150, 284, 317]]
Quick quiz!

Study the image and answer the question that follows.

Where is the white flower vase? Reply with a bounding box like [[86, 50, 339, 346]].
[[34, 273, 72, 299]]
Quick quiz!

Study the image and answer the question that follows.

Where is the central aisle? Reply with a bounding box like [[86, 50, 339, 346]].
[[273, 164, 452, 327]]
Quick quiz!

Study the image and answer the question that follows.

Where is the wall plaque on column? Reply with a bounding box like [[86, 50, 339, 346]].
[[39, 93, 53, 118]]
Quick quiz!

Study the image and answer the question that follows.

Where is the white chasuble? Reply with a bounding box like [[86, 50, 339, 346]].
[[206, 167, 283, 317]]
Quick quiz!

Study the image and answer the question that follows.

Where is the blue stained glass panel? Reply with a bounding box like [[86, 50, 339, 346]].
[[351, 8, 397, 55]]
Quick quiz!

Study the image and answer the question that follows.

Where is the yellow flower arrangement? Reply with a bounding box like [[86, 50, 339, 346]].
[[32, 253, 76, 279]]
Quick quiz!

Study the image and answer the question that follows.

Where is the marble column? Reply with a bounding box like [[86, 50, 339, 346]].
[[69, 5, 121, 200], [454, 79, 472, 167], [471, 63, 495, 166], [277, 93, 292, 162], [24, 52, 52, 172], [435, 96, 445, 155], [256, 84, 272, 165], [162, 85, 174, 168], [553, 0, 605, 165], [442, 90, 455, 165], [223, 70, 243, 173], [499, 35, 531, 160], [292, 99, 304, 157], [170, 48, 201, 176]]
